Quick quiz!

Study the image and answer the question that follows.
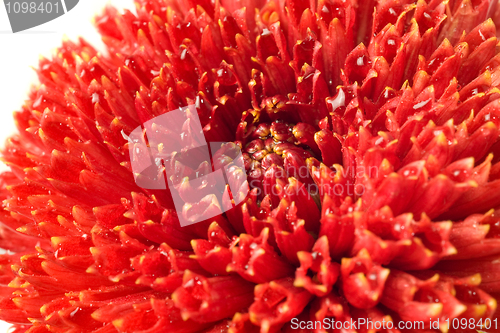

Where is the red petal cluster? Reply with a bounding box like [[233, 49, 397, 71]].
[[1, 0, 500, 332]]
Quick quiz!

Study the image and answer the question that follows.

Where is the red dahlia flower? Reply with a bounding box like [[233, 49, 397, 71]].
[[2, 0, 500, 332]]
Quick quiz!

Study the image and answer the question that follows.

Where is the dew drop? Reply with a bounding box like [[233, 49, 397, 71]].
[[328, 88, 346, 111]]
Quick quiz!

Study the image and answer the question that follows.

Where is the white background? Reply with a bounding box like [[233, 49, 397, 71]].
[[0, 0, 135, 331]]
